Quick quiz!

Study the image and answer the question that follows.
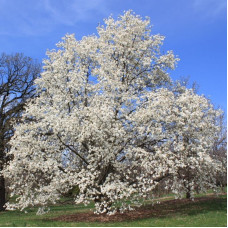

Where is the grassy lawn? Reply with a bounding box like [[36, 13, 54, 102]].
[[0, 194, 226, 227]]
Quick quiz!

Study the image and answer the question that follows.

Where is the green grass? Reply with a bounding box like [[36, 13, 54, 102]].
[[0, 194, 226, 227]]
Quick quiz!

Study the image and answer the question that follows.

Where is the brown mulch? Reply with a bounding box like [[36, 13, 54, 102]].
[[51, 195, 226, 223]]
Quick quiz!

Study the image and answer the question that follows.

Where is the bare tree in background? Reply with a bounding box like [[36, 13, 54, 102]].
[[0, 53, 40, 211]]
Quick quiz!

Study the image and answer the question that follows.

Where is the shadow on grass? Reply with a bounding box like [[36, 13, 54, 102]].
[[143, 196, 227, 219], [52, 195, 227, 223]]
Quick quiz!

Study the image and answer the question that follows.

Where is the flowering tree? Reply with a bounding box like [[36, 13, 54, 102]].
[[4, 11, 222, 215], [157, 88, 222, 199]]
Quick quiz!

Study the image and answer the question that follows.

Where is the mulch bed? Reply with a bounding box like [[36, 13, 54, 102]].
[[51, 195, 226, 223]]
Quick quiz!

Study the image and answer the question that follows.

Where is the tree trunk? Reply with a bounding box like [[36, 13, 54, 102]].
[[0, 175, 6, 211], [186, 191, 191, 199], [0, 143, 6, 211]]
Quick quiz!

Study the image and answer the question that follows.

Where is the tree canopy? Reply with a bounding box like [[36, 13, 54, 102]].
[[4, 11, 222, 215]]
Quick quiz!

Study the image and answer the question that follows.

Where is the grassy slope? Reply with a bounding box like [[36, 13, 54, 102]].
[[0, 194, 226, 227]]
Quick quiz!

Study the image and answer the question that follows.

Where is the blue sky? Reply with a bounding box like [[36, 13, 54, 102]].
[[0, 0, 226, 111]]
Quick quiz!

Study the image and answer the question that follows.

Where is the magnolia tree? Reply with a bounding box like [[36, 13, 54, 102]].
[[159, 88, 222, 199], [4, 11, 222, 215]]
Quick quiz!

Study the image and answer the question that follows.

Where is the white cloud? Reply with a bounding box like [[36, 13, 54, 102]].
[[193, 0, 226, 18], [0, 0, 109, 36], [43, 0, 108, 26]]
